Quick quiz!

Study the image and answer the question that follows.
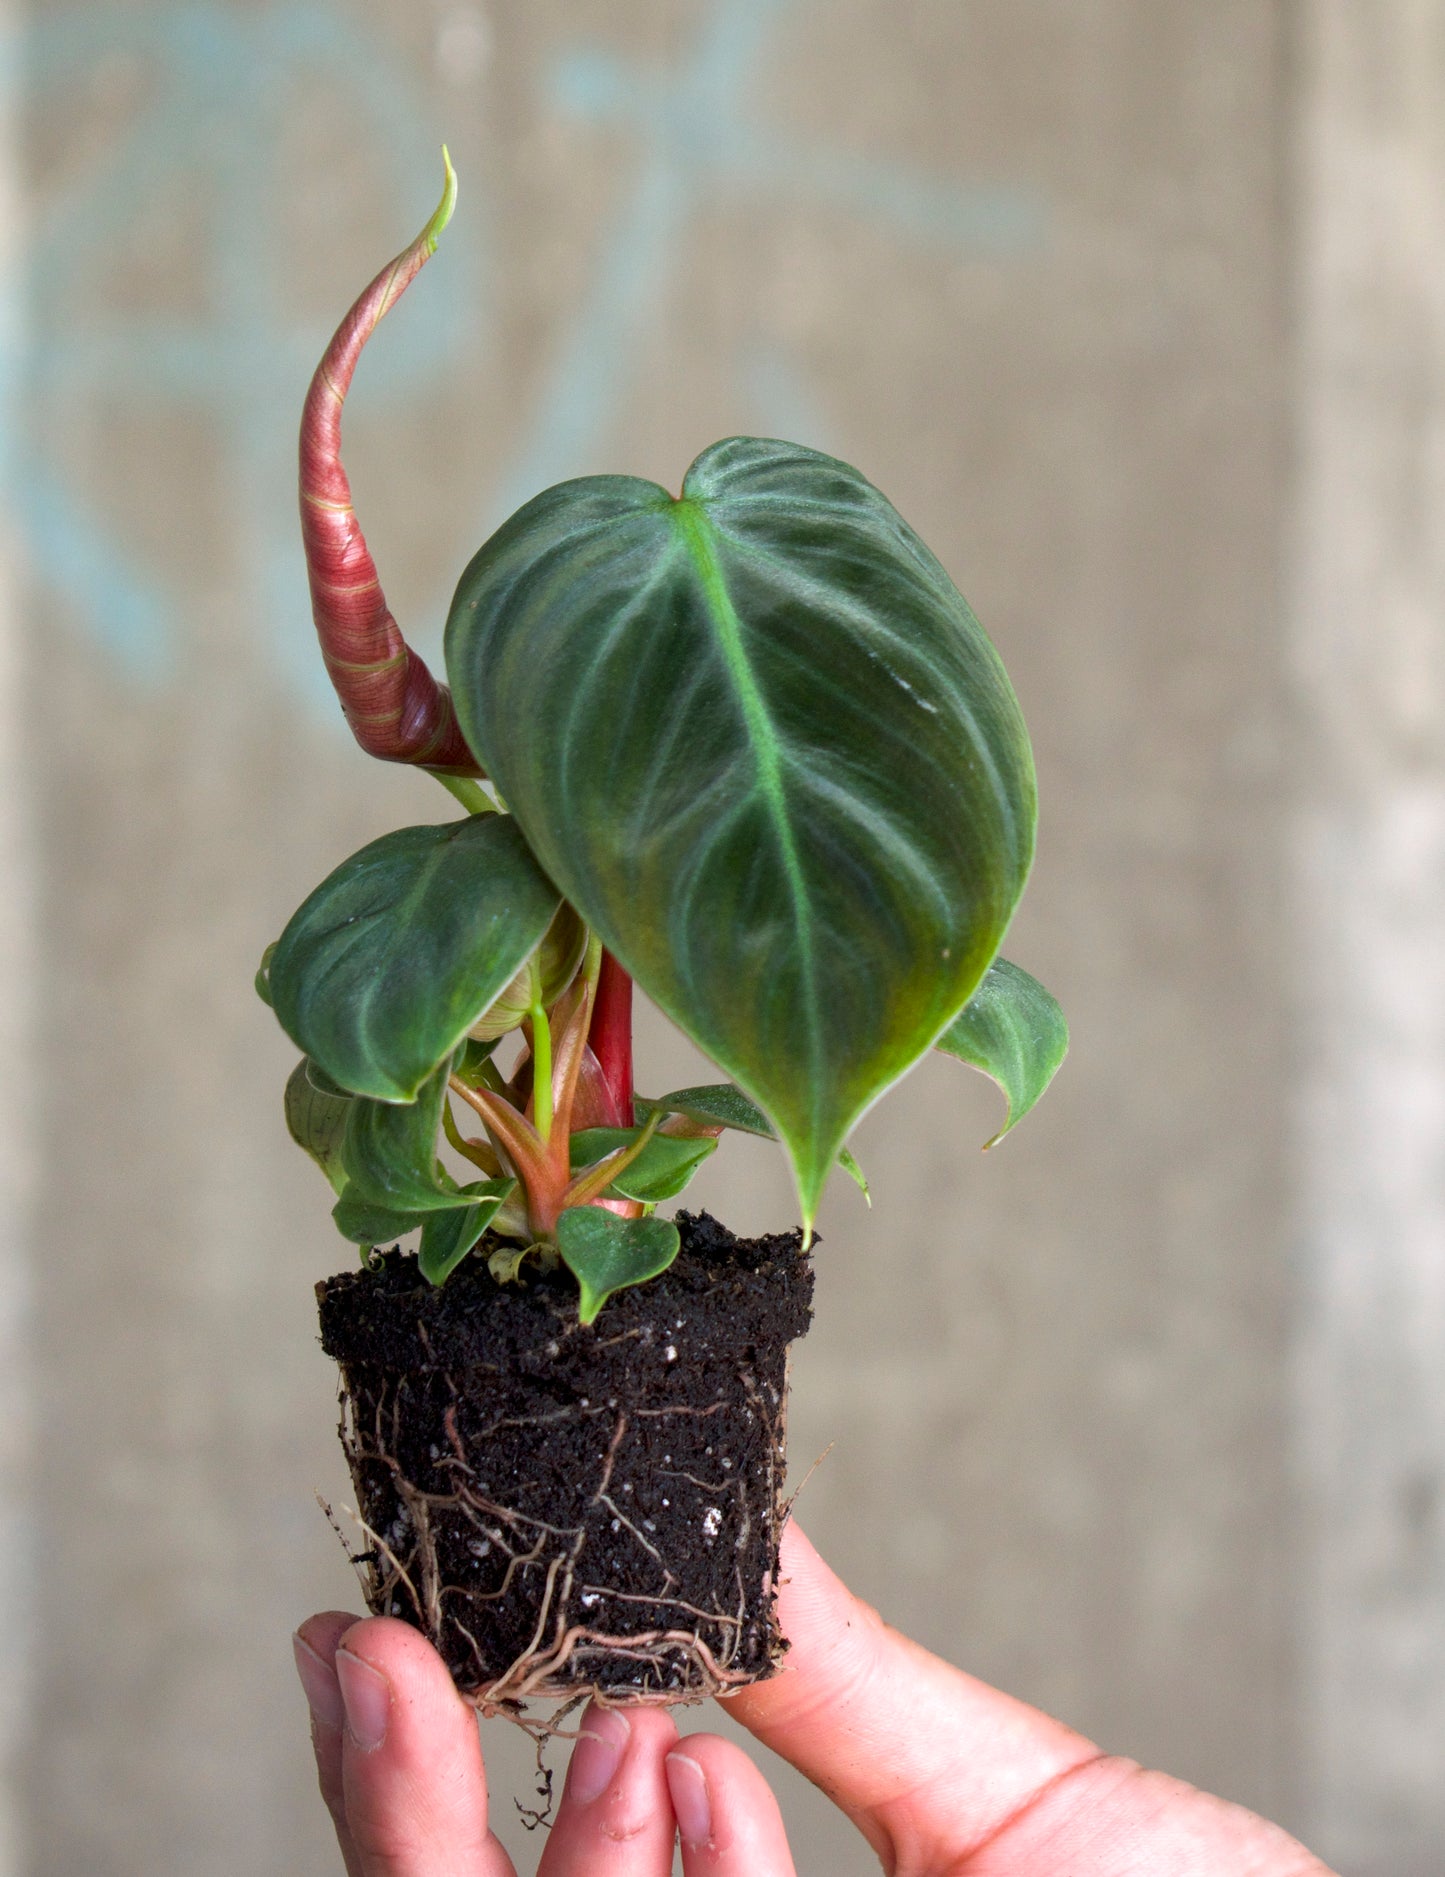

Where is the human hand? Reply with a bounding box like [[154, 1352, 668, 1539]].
[[293, 1522, 1335, 1874], [293, 1607, 684, 1876]]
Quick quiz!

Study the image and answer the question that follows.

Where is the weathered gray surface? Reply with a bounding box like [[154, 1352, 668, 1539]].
[[0, 1, 1432, 1873], [0, 3, 34, 1869], [1292, 4, 1445, 1870]]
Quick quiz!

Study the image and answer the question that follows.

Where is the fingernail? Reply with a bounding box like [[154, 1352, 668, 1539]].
[[335, 1648, 391, 1752], [666, 1752, 712, 1848], [292, 1633, 345, 1734], [567, 1705, 630, 1806]]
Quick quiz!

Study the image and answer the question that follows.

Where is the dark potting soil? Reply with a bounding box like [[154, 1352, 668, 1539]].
[[317, 1211, 813, 1706]]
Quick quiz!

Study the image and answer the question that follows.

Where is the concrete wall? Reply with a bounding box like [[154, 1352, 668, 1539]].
[[0, 1, 34, 1868], [1292, 6, 1445, 1871], [0, 3, 1438, 1872]]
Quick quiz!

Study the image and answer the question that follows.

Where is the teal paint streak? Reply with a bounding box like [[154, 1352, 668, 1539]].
[[499, 0, 1046, 518], [0, 0, 1047, 727], [5, 4, 476, 691]]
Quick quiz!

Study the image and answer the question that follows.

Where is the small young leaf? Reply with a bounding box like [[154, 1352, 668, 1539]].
[[637, 1084, 865, 1195], [450, 1035, 500, 1091], [332, 1193, 429, 1244], [269, 814, 560, 1102], [569, 1127, 718, 1203], [556, 1209, 682, 1325], [418, 1181, 515, 1286], [488, 1241, 544, 1286], [342, 1060, 470, 1213], [635, 1083, 772, 1138], [935, 957, 1068, 1147], [255, 941, 277, 1008], [284, 1057, 352, 1196], [838, 1146, 870, 1203]]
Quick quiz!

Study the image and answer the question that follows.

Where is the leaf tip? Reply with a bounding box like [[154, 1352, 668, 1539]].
[[837, 1145, 871, 1204], [789, 1146, 831, 1253], [424, 146, 458, 254]]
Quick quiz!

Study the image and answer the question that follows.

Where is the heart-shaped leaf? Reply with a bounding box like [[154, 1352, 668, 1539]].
[[284, 1057, 352, 1195], [556, 1209, 682, 1325], [447, 437, 1035, 1229], [935, 956, 1067, 1146], [418, 1181, 516, 1285], [569, 1127, 718, 1203], [269, 814, 560, 1102]]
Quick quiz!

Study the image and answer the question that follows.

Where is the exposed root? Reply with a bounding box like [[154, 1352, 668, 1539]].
[[783, 1439, 836, 1520], [330, 1356, 792, 1725]]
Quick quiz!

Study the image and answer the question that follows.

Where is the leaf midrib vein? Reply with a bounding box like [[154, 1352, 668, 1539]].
[[672, 499, 821, 1102]]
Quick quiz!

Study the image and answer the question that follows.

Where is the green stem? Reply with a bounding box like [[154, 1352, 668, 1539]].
[[429, 771, 495, 816], [441, 1093, 502, 1175], [560, 1108, 662, 1211], [529, 998, 554, 1143]]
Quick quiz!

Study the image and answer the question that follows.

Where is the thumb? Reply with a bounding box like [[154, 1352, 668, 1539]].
[[724, 1523, 1100, 1870]]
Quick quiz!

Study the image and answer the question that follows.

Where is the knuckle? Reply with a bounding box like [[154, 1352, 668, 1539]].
[[597, 1805, 654, 1845]]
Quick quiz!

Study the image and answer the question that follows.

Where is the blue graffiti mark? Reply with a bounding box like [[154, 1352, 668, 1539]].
[[495, 0, 1044, 517], [8, 3, 477, 696], [1, 0, 1045, 725], [17, 472, 174, 682]]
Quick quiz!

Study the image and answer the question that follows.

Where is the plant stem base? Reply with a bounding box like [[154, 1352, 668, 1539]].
[[316, 1212, 813, 1711]]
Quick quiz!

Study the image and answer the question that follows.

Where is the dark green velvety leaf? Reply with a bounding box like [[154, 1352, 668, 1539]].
[[332, 1193, 429, 1244], [418, 1180, 516, 1285], [342, 1061, 468, 1213], [569, 1127, 717, 1203], [556, 1209, 681, 1325], [255, 941, 277, 1008], [935, 956, 1067, 1147], [269, 814, 560, 1103], [446, 438, 1036, 1229], [285, 1057, 352, 1196]]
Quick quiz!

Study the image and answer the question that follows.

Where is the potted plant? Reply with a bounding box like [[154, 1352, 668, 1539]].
[[260, 156, 1066, 1715]]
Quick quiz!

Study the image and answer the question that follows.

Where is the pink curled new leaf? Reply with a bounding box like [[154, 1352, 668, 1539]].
[[298, 150, 479, 773]]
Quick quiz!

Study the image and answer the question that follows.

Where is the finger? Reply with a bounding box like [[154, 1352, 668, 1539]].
[[336, 1616, 516, 1877], [724, 1523, 1101, 1870], [294, 1611, 366, 1877], [667, 1736, 797, 1877], [537, 1699, 680, 1877]]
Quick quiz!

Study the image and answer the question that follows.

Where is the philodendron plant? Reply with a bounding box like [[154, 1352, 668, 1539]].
[[261, 156, 1066, 1323]]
